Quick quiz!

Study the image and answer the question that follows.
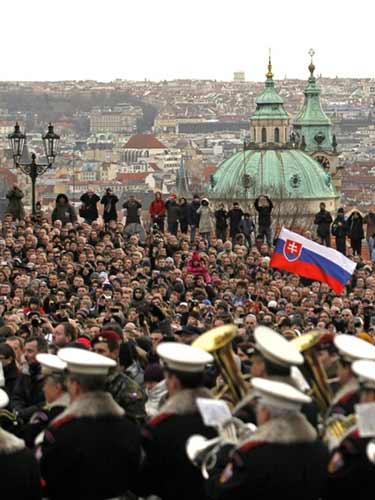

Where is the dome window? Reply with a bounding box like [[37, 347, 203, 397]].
[[274, 128, 280, 143], [262, 128, 267, 143]]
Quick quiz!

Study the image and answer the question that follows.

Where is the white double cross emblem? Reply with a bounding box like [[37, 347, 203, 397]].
[[287, 241, 299, 255]]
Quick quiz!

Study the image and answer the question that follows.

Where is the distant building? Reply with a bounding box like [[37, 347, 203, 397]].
[[233, 71, 246, 82], [89, 105, 143, 133], [122, 134, 167, 162]]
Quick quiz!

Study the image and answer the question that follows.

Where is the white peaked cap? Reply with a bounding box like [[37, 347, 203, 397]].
[[0, 388, 9, 409], [254, 326, 304, 367], [58, 347, 116, 375], [352, 359, 375, 388], [157, 342, 213, 373], [334, 335, 375, 362], [252, 377, 311, 411], [37, 353, 67, 373]]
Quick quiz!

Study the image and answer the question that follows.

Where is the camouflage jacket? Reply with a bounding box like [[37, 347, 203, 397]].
[[106, 369, 147, 425]]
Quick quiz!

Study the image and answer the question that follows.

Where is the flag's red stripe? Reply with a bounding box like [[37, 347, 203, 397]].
[[270, 253, 344, 294]]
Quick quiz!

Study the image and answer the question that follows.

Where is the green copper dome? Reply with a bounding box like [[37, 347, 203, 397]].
[[208, 149, 338, 200], [293, 52, 334, 152], [252, 60, 289, 121]]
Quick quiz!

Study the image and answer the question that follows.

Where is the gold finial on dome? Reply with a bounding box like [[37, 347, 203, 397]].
[[308, 48, 315, 76], [266, 48, 273, 79]]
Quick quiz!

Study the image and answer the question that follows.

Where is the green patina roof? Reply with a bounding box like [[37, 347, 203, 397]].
[[252, 73, 289, 121], [208, 149, 338, 199], [293, 64, 333, 152]]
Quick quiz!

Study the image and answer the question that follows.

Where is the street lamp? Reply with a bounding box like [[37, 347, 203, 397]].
[[8, 122, 60, 214]]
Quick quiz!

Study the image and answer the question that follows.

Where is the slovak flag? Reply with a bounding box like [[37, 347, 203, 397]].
[[270, 227, 356, 294]]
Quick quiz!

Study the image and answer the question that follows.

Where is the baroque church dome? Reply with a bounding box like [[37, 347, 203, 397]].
[[208, 148, 337, 200], [207, 53, 339, 207]]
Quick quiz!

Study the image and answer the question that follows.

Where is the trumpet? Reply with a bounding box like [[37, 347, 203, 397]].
[[290, 331, 333, 414], [186, 417, 257, 479], [193, 325, 249, 405]]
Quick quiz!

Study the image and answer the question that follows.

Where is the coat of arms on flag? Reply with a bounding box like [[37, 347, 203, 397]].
[[283, 239, 303, 262], [270, 227, 357, 294]]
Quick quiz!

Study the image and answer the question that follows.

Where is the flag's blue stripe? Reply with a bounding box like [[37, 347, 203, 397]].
[[274, 238, 352, 285]]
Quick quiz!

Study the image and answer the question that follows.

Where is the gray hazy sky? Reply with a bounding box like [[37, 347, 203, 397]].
[[1, 0, 373, 82]]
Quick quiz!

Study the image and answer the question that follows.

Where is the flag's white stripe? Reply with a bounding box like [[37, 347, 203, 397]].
[[279, 227, 357, 275]]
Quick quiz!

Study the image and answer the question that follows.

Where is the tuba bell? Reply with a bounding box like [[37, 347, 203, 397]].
[[290, 331, 333, 415], [186, 417, 257, 479], [193, 324, 249, 405]]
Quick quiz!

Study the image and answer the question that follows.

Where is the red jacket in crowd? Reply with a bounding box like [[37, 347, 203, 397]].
[[149, 198, 166, 218]]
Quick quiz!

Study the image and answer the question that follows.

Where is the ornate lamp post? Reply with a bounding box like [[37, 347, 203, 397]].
[[242, 173, 251, 209], [8, 123, 60, 214]]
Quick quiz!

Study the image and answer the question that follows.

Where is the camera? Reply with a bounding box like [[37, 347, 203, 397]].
[[31, 317, 41, 327]]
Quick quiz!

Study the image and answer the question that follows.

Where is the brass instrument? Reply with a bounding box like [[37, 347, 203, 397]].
[[0, 408, 19, 428], [186, 417, 257, 479], [193, 325, 249, 404], [367, 440, 375, 463], [290, 331, 333, 414], [323, 414, 357, 451]]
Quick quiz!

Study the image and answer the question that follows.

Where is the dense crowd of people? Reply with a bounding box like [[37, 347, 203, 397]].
[[1, 187, 375, 499]]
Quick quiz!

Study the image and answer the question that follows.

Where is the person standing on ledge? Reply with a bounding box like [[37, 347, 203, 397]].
[[254, 195, 273, 245], [6, 184, 25, 221], [314, 202, 332, 247]]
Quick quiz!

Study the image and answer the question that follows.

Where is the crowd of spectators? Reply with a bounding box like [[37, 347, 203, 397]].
[[1, 189, 375, 433]]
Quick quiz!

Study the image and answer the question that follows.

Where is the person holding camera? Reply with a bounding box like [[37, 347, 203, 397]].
[[254, 195, 273, 245], [6, 184, 25, 221], [100, 187, 119, 225], [79, 188, 100, 224]]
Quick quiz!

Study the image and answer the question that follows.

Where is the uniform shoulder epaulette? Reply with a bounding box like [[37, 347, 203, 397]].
[[237, 439, 265, 453], [148, 412, 175, 427], [50, 414, 75, 429], [339, 390, 357, 404]]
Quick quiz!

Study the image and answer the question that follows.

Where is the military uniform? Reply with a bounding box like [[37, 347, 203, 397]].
[[39, 391, 141, 500], [106, 369, 146, 424], [139, 341, 215, 500], [22, 393, 70, 448], [326, 335, 375, 418], [325, 358, 375, 500], [326, 377, 360, 418], [38, 348, 141, 500], [140, 388, 216, 500], [207, 379, 329, 500], [0, 389, 42, 500], [326, 429, 373, 500]]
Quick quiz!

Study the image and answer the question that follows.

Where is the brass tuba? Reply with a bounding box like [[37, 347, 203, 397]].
[[186, 417, 257, 479], [193, 324, 249, 405], [290, 331, 333, 415]]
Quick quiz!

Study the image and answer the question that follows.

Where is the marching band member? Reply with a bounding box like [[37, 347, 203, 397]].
[[326, 359, 375, 499], [39, 347, 141, 500], [22, 353, 69, 448], [139, 342, 215, 500], [206, 378, 329, 500], [235, 326, 318, 426], [327, 335, 375, 417], [0, 388, 41, 499]]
